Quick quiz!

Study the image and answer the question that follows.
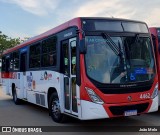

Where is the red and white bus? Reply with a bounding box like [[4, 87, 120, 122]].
[[150, 27, 160, 105], [1, 17, 158, 123]]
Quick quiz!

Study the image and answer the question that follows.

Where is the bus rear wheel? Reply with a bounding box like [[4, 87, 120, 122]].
[[49, 93, 66, 123], [12, 87, 20, 105]]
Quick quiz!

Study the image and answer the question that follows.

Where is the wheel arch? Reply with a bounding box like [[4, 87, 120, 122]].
[[47, 87, 58, 108]]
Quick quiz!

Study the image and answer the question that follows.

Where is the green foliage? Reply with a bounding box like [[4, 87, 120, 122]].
[[0, 31, 21, 58]]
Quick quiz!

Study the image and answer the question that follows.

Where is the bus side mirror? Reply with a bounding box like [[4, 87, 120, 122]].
[[79, 39, 86, 54]]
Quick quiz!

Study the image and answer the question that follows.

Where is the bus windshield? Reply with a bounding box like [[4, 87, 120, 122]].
[[85, 36, 155, 84]]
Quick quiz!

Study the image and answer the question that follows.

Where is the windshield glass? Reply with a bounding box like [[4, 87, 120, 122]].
[[85, 36, 155, 84]]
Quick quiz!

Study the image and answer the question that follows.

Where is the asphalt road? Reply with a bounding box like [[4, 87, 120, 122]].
[[0, 86, 160, 135]]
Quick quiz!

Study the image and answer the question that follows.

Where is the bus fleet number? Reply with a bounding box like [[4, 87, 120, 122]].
[[140, 93, 150, 99]]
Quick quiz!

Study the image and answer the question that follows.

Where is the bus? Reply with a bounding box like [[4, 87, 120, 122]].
[[150, 27, 160, 105], [1, 17, 158, 123]]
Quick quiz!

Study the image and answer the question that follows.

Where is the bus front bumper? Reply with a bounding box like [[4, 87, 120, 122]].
[[80, 95, 158, 120]]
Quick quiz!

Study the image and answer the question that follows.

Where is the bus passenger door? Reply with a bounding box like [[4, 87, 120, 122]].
[[20, 52, 27, 99], [62, 37, 78, 116]]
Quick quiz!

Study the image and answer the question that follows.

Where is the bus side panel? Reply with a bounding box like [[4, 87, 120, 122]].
[[1, 78, 7, 94], [8, 78, 12, 96], [1, 73, 10, 95], [18, 72, 25, 99], [25, 70, 61, 108], [59, 73, 65, 113]]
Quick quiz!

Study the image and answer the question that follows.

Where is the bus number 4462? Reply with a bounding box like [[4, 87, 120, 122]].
[[140, 93, 150, 99]]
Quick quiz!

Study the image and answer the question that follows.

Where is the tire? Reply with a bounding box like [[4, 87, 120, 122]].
[[49, 93, 67, 123], [12, 87, 21, 105]]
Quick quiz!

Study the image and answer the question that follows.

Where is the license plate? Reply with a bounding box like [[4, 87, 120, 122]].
[[124, 110, 137, 116]]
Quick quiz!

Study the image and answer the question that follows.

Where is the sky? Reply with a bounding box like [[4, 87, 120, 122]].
[[0, 0, 159, 39]]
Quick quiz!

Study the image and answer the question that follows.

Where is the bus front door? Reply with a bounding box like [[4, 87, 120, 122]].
[[62, 37, 78, 116]]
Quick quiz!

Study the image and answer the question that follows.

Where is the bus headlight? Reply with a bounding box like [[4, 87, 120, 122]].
[[151, 83, 158, 99], [85, 87, 104, 104]]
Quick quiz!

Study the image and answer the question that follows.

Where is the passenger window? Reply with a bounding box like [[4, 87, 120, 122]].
[[41, 36, 57, 67], [13, 51, 20, 70], [29, 43, 41, 68], [2, 57, 6, 72], [10, 53, 13, 70], [2, 56, 10, 72]]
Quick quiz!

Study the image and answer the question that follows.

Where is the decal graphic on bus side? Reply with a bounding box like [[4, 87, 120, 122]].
[[27, 72, 33, 89], [40, 71, 52, 81]]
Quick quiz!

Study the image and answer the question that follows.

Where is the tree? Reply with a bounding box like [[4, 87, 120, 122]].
[[0, 31, 21, 58]]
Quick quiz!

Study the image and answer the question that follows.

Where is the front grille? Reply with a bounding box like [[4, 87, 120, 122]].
[[99, 85, 152, 94], [109, 103, 149, 116]]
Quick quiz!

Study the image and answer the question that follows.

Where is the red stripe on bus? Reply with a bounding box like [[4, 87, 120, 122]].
[[1, 72, 10, 78]]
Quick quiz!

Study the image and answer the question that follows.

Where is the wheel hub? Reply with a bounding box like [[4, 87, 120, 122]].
[[52, 99, 60, 118]]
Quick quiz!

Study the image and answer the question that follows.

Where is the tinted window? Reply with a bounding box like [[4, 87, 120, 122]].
[[41, 36, 57, 67], [85, 36, 155, 84], [2, 57, 6, 72], [13, 51, 19, 70], [29, 43, 41, 68], [82, 19, 149, 33], [2, 56, 10, 72], [82, 20, 123, 32], [122, 22, 148, 33], [10, 53, 13, 70], [94, 21, 123, 32]]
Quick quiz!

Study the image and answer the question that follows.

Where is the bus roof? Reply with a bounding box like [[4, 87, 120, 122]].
[[3, 17, 147, 55], [81, 17, 146, 24]]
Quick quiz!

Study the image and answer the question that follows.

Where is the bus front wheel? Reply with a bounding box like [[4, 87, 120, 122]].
[[49, 93, 66, 123]]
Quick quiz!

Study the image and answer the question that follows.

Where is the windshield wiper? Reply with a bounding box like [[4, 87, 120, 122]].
[[101, 32, 124, 58], [102, 32, 128, 81]]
